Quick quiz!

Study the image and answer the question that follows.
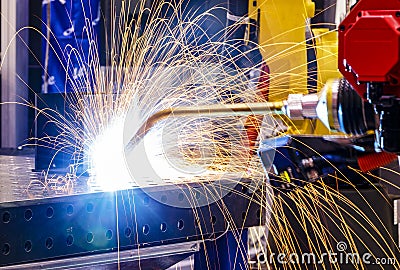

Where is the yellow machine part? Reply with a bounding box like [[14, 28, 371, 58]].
[[311, 29, 342, 134], [248, 0, 315, 100], [248, 0, 341, 135], [312, 28, 342, 89]]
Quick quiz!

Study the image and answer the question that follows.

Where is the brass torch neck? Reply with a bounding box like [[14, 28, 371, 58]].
[[125, 101, 284, 153]]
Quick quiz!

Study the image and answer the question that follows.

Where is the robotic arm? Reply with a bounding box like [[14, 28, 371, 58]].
[[124, 0, 400, 192], [338, 0, 400, 153]]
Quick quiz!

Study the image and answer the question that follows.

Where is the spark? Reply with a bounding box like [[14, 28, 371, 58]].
[[17, 0, 400, 269]]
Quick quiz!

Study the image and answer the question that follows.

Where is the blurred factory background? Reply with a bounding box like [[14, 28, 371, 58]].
[[0, 0, 232, 148]]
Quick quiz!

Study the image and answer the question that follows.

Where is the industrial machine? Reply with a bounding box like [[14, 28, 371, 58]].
[[126, 0, 400, 191], [338, 0, 400, 153], [123, 0, 400, 266], [256, 0, 400, 190], [1, 0, 400, 269]]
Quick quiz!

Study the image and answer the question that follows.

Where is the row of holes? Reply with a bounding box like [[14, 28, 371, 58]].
[[1, 202, 103, 223], [140, 213, 256, 234], [142, 192, 196, 205], [1, 228, 113, 256], [142, 186, 248, 206], [1, 209, 260, 256], [3, 207, 258, 233], [2, 214, 227, 253], [1, 218, 188, 256], [143, 215, 237, 232], [3, 207, 259, 226], [142, 219, 185, 235], [2, 187, 250, 223]]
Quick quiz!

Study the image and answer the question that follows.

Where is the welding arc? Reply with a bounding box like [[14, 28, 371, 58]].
[[125, 101, 284, 152]]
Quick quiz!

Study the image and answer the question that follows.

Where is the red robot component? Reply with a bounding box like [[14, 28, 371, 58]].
[[338, 0, 400, 153], [339, 0, 400, 93]]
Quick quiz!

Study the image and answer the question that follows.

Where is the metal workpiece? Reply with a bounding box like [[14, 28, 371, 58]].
[[0, 154, 265, 268], [1, 241, 199, 270], [125, 101, 284, 152], [282, 93, 319, 120]]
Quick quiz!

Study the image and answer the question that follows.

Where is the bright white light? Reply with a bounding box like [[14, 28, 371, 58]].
[[88, 117, 134, 191], [86, 113, 240, 191]]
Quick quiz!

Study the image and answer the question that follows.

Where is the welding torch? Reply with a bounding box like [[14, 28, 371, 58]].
[[125, 101, 287, 152], [124, 78, 384, 153]]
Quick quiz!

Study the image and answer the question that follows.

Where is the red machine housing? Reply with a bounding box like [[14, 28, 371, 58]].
[[338, 0, 400, 98], [338, 0, 400, 153]]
